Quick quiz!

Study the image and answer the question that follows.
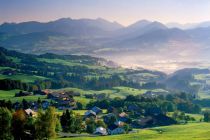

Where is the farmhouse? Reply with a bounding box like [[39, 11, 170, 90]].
[[91, 106, 102, 115], [94, 127, 107, 135], [84, 110, 97, 118], [109, 127, 125, 135], [1, 69, 17, 75], [34, 89, 51, 95], [25, 108, 36, 117], [15, 91, 32, 97], [47, 91, 75, 108]]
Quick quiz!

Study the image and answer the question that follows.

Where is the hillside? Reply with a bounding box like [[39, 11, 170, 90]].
[[0, 47, 166, 91], [1, 46, 210, 140], [57, 123, 210, 140]]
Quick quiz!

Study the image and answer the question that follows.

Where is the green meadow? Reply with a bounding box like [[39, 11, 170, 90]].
[[0, 90, 47, 102], [56, 86, 149, 99], [56, 123, 210, 140], [0, 74, 48, 83]]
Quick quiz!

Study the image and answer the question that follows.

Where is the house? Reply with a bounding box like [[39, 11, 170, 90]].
[[94, 127, 107, 135], [144, 90, 168, 97], [84, 110, 97, 118], [119, 112, 130, 123], [47, 92, 76, 109], [34, 89, 51, 95], [42, 101, 50, 109], [47, 92, 61, 100], [64, 91, 81, 97], [119, 112, 127, 118], [13, 102, 20, 110], [48, 92, 73, 101], [94, 93, 108, 100], [2, 69, 16, 76], [25, 109, 36, 117], [114, 121, 124, 127], [103, 113, 116, 124], [91, 106, 102, 115], [109, 127, 125, 135], [15, 91, 32, 97], [31, 102, 39, 110], [84, 94, 94, 99]]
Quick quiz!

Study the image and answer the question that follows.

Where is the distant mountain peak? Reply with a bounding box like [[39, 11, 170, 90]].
[[128, 19, 151, 28], [148, 21, 167, 29]]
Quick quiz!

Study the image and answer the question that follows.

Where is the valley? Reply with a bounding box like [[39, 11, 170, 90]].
[[1, 47, 210, 139]]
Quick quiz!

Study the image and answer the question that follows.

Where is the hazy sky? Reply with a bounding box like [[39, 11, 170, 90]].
[[0, 0, 210, 26]]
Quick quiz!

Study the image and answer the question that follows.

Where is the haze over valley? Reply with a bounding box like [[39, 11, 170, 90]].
[[0, 18, 210, 72]]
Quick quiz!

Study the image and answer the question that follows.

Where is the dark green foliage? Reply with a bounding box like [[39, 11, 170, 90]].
[[0, 107, 13, 140], [12, 109, 27, 140], [0, 79, 30, 90], [60, 109, 84, 133], [85, 117, 96, 134], [22, 99, 29, 109], [35, 107, 58, 139], [172, 111, 196, 123], [96, 120, 107, 128], [76, 102, 83, 110], [204, 111, 210, 122], [0, 100, 12, 110], [87, 99, 110, 109]]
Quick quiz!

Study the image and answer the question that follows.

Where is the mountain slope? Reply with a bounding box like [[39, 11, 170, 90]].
[[0, 18, 123, 37], [1, 18, 210, 72]]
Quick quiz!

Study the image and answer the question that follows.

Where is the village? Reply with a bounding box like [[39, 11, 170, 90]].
[[12, 89, 134, 136]]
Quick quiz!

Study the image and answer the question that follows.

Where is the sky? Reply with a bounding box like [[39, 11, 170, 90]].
[[0, 0, 210, 26]]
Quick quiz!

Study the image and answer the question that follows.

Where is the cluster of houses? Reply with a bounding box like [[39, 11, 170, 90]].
[[84, 106, 130, 135], [13, 100, 50, 110], [0, 69, 17, 76], [15, 91, 33, 97], [144, 90, 169, 97], [47, 90, 79, 109], [15, 90, 79, 110]]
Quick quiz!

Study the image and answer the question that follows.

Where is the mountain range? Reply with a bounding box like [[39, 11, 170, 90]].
[[0, 18, 210, 72]]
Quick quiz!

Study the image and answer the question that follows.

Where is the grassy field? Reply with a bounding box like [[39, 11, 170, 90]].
[[74, 96, 94, 107], [37, 58, 106, 70], [0, 66, 15, 70], [167, 112, 203, 122], [56, 86, 148, 99], [0, 90, 47, 102], [56, 123, 210, 140], [0, 73, 48, 83], [0, 89, 20, 99]]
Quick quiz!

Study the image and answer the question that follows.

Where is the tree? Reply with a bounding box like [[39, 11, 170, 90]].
[[55, 115, 62, 133], [24, 116, 36, 139], [22, 99, 29, 109], [12, 109, 27, 140], [204, 111, 210, 122], [74, 113, 84, 133], [35, 107, 58, 139], [105, 114, 117, 127], [76, 102, 83, 110], [85, 117, 96, 134], [60, 110, 84, 133], [96, 120, 107, 128], [0, 107, 13, 140], [60, 109, 74, 132]]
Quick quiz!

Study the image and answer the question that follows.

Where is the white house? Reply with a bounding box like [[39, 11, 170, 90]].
[[94, 127, 107, 135]]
